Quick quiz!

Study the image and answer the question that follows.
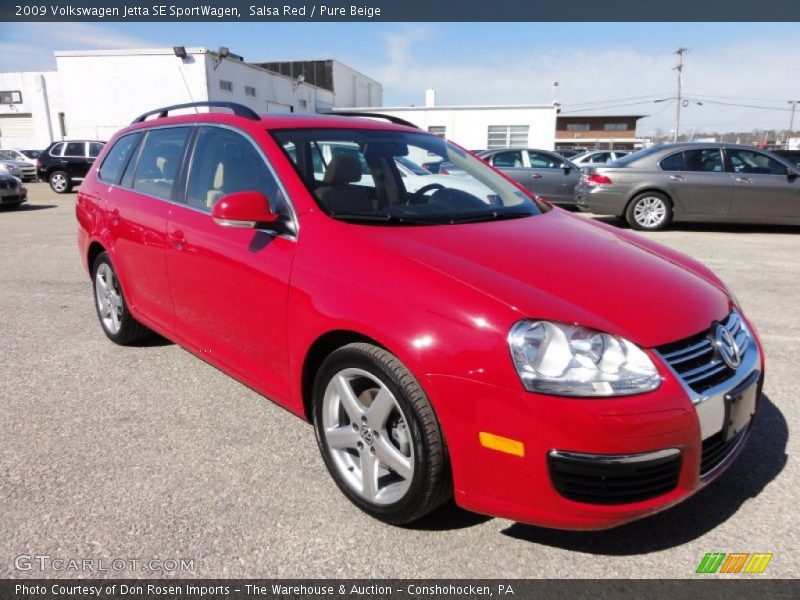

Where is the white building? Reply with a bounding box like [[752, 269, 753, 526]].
[[0, 71, 62, 149], [342, 88, 558, 151], [0, 47, 382, 149]]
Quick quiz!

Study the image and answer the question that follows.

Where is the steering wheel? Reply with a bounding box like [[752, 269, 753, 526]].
[[409, 183, 446, 204]]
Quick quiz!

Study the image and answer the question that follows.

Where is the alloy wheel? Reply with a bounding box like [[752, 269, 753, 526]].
[[51, 173, 67, 192], [95, 263, 123, 335], [633, 196, 667, 228], [321, 368, 414, 505]]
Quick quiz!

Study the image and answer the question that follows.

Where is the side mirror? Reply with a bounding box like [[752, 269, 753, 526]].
[[211, 191, 279, 229], [788, 170, 798, 182], [561, 163, 572, 174]]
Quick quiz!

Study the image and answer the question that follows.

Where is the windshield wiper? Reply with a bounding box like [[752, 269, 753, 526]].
[[328, 213, 443, 225], [447, 211, 533, 224]]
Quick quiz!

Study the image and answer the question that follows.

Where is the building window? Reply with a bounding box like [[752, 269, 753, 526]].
[[604, 123, 628, 131], [0, 90, 22, 104], [299, 99, 308, 109], [487, 125, 529, 149], [245, 86, 256, 97], [565, 123, 590, 132], [219, 80, 233, 92], [428, 126, 446, 139]]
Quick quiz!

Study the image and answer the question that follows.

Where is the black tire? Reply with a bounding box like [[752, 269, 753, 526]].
[[49, 170, 72, 194], [625, 191, 673, 231], [312, 343, 451, 525], [91, 252, 151, 345]]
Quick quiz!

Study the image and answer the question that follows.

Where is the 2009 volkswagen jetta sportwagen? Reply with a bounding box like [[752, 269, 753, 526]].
[[76, 102, 764, 530]]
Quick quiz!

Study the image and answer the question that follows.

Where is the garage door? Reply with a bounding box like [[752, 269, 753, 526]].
[[0, 114, 35, 149]]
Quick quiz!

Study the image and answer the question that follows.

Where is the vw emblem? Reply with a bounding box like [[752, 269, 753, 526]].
[[714, 323, 741, 369]]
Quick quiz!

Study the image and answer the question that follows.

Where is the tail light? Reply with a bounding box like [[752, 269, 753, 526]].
[[584, 173, 612, 186], [35, 159, 41, 169], [439, 167, 449, 175]]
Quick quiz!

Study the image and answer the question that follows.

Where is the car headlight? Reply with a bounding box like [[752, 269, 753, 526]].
[[508, 320, 661, 397]]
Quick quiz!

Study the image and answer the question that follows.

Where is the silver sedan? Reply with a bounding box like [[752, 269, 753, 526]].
[[575, 143, 800, 230]]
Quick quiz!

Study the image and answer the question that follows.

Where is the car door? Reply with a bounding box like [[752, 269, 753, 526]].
[[104, 127, 191, 333], [527, 150, 578, 204], [488, 150, 530, 190], [166, 125, 296, 400], [660, 148, 733, 216], [726, 148, 800, 221]]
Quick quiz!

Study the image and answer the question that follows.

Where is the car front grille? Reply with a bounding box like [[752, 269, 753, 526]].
[[656, 311, 748, 394], [548, 449, 682, 505], [0, 180, 18, 190], [700, 426, 748, 477]]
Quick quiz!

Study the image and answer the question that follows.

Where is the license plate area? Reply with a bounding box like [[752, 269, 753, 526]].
[[723, 372, 758, 441]]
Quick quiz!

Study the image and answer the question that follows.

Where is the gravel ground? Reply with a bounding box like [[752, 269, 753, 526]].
[[0, 184, 797, 579]]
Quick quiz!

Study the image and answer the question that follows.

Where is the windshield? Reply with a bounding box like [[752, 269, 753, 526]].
[[22, 150, 41, 158], [0, 150, 16, 160], [272, 128, 546, 225]]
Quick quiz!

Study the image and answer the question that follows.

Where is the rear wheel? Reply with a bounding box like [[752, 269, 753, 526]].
[[49, 170, 72, 194], [313, 343, 451, 525], [92, 252, 151, 345], [626, 192, 672, 231]]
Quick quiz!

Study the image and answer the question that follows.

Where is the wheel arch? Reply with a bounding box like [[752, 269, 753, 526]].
[[87, 240, 107, 273], [300, 329, 388, 422]]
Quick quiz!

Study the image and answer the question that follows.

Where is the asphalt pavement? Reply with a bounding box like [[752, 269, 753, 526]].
[[0, 184, 797, 578]]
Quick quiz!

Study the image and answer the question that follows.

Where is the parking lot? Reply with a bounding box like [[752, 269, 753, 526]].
[[0, 183, 797, 578]]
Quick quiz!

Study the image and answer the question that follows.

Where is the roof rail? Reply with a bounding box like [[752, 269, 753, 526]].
[[131, 101, 260, 124], [324, 111, 420, 130]]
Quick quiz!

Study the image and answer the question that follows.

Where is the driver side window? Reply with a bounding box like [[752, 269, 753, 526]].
[[727, 149, 787, 176], [185, 126, 285, 213]]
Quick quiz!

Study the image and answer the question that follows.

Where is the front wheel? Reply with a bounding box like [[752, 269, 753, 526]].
[[49, 170, 72, 194], [313, 343, 451, 525], [625, 192, 672, 231]]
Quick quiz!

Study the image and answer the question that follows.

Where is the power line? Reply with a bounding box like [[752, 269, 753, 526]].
[[560, 92, 672, 108], [689, 98, 793, 112], [560, 98, 672, 114]]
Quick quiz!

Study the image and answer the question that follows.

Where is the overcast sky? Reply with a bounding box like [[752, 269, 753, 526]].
[[1, 21, 798, 135]]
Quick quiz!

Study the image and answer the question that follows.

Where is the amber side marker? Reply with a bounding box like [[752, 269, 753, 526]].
[[479, 432, 525, 457]]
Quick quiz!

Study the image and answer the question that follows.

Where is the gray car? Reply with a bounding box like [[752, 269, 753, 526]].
[[471, 148, 581, 206], [575, 143, 800, 230], [0, 173, 27, 208]]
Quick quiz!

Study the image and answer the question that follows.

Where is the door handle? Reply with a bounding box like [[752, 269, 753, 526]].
[[530, 173, 543, 179], [668, 175, 685, 182], [735, 176, 752, 184], [109, 208, 120, 226], [168, 230, 186, 250]]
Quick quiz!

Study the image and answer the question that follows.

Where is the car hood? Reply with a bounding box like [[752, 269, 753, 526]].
[[1, 160, 28, 167], [349, 209, 729, 348]]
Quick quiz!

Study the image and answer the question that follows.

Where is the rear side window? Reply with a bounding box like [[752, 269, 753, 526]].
[[492, 151, 524, 168], [659, 152, 684, 171], [64, 142, 85, 157], [49, 143, 65, 157], [683, 148, 723, 172], [98, 134, 141, 184], [88, 142, 104, 158], [185, 126, 284, 212], [132, 127, 190, 200]]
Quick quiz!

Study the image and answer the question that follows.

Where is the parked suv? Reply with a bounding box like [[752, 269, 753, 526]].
[[37, 140, 105, 193], [77, 102, 763, 529]]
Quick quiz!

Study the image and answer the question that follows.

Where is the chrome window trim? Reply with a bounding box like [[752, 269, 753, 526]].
[[548, 447, 680, 464], [655, 310, 761, 440], [100, 121, 299, 242]]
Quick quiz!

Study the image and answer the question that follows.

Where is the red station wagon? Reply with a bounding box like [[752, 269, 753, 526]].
[[76, 102, 764, 529]]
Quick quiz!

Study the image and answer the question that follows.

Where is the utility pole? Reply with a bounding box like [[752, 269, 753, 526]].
[[673, 48, 688, 142], [788, 100, 798, 149]]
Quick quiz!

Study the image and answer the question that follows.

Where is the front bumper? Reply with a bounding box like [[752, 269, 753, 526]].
[[427, 326, 763, 530]]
